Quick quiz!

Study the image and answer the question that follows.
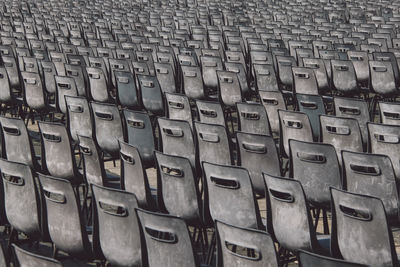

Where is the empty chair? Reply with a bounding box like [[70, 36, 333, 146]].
[[368, 122, 400, 179], [217, 71, 243, 107], [155, 62, 176, 94], [379, 102, 400, 125], [39, 173, 94, 259], [38, 121, 81, 183], [65, 96, 93, 143], [165, 93, 193, 129], [342, 151, 400, 224], [116, 71, 140, 110], [78, 135, 120, 188], [216, 220, 279, 267], [276, 55, 296, 90], [87, 67, 111, 103], [13, 244, 62, 267], [0, 159, 42, 240], [123, 109, 156, 167], [331, 60, 359, 95], [334, 97, 370, 147], [194, 122, 233, 166], [136, 209, 201, 267], [21, 71, 47, 111], [119, 140, 155, 209], [55, 76, 78, 114], [91, 102, 124, 158], [370, 60, 399, 97], [279, 110, 314, 157], [181, 65, 205, 100], [296, 94, 325, 141], [264, 174, 330, 254], [236, 132, 281, 196], [92, 184, 142, 267], [347, 51, 370, 89], [292, 67, 319, 95], [201, 55, 223, 92], [155, 152, 202, 225], [303, 58, 329, 94], [137, 74, 164, 115], [158, 118, 197, 173], [259, 91, 287, 136], [236, 102, 271, 136], [0, 116, 38, 169], [289, 140, 342, 209], [298, 249, 367, 267], [331, 188, 399, 267], [320, 115, 364, 164], [203, 162, 262, 229], [253, 64, 279, 92], [65, 63, 87, 97], [196, 100, 226, 127]]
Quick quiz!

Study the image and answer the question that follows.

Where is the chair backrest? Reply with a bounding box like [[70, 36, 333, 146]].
[[264, 173, 320, 253], [292, 67, 319, 95], [55, 75, 78, 114], [278, 110, 313, 157], [368, 122, 400, 179], [13, 244, 62, 267], [216, 220, 279, 267], [289, 139, 341, 208], [137, 74, 164, 115], [379, 101, 400, 126], [236, 132, 281, 196], [196, 100, 226, 127], [370, 60, 398, 96], [236, 102, 271, 136], [22, 71, 47, 110], [201, 55, 223, 91], [225, 62, 249, 96], [276, 55, 296, 88], [334, 97, 370, 147], [92, 184, 142, 267], [39, 173, 91, 257], [342, 150, 400, 223], [0, 116, 36, 168], [254, 64, 279, 92], [65, 63, 87, 97], [298, 249, 367, 267], [259, 91, 286, 136], [136, 209, 199, 267], [155, 62, 176, 94], [347, 50, 369, 88], [331, 59, 358, 95], [115, 71, 140, 109], [123, 109, 155, 167], [320, 115, 364, 164], [65, 95, 93, 142], [203, 162, 262, 229], [0, 67, 13, 103], [38, 121, 78, 182], [87, 66, 110, 103], [158, 117, 197, 173], [194, 121, 233, 166], [155, 152, 202, 224], [119, 140, 154, 209], [296, 94, 325, 141], [0, 159, 41, 237], [181, 65, 205, 99], [331, 188, 398, 266], [91, 102, 124, 158], [165, 93, 193, 129], [303, 58, 329, 93], [217, 70, 243, 107]]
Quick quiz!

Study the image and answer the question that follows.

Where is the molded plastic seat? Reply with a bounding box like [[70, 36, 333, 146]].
[[370, 60, 399, 97], [259, 91, 287, 136], [136, 209, 201, 267], [236, 132, 281, 196], [87, 67, 111, 103], [115, 71, 140, 110], [298, 249, 367, 267], [13, 244, 62, 267], [203, 162, 263, 229], [331, 188, 399, 267], [379, 102, 400, 125], [65, 96, 93, 143], [331, 59, 359, 95], [137, 74, 164, 115], [296, 94, 325, 141], [92, 184, 142, 267], [181, 65, 205, 100], [196, 100, 226, 127], [236, 102, 271, 136], [303, 58, 329, 94], [264, 174, 330, 254], [342, 151, 400, 224], [155, 152, 202, 225], [55, 76, 79, 114], [165, 93, 193, 129], [292, 67, 319, 95], [289, 140, 342, 208], [21, 71, 47, 111], [254, 64, 279, 92], [217, 71, 243, 107], [216, 220, 279, 267]]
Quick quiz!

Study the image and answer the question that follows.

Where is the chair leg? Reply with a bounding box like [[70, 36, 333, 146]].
[[313, 208, 321, 231], [52, 243, 58, 259], [323, 209, 330, 234], [206, 230, 216, 265]]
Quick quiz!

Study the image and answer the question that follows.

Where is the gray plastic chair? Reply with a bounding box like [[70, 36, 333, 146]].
[[13, 244, 62, 267], [298, 249, 367, 267]]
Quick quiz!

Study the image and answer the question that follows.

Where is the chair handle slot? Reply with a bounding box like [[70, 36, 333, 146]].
[[98, 201, 128, 217], [224, 241, 261, 261], [2, 172, 24, 186], [168, 101, 184, 109], [127, 119, 144, 129], [283, 119, 303, 129], [141, 80, 154, 88], [262, 98, 278, 105], [338, 106, 361, 115], [325, 125, 350, 135], [269, 189, 294, 203], [295, 72, 310, 79], [43, 188, 66, 204], [117, 76, 130, 84], [162, 127, 184, 137], [279, 60, 293, 67], [210, 176, 240, 189], [67, 70, 79, 76], [2, 126, 20, 136], [241, 111, 260, 120], [57, 82, 71, 90], [257, 69, 270, 76], [334, 65, 349, 71], [95, 112, 113, 121], [373, 133, 400, 144], [372, 66, 387, 72], [200, 109, 217, 118], [144, 226, 177, 244], [199, 132, 220, 143], [68, 104, 83, 113], [297, 152, 326, 163], [79, 145, 92, 156], [299, 101, 317, 109], [156, 68, 168, 74], [349, 163, 381, 176], [120, 151, 135, 164], [242, 142, 267, 154], [220, 76, 233, 83], [161, 165, 183, 177], [184, 71, 197, 77], [383, 111, 400, 120], [24, 77, 37, 85], [339, 204, 372, 221], [42, 133, 61, 142]]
